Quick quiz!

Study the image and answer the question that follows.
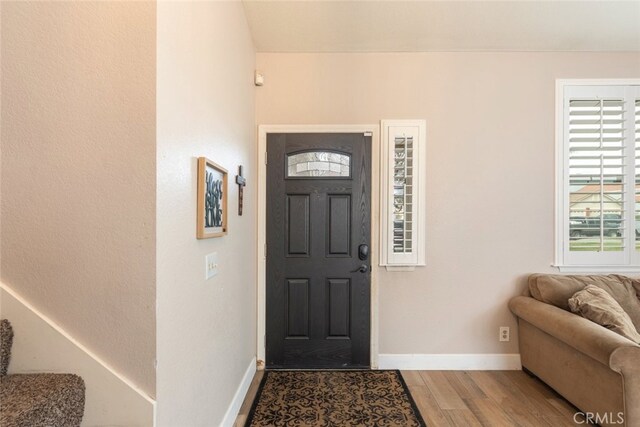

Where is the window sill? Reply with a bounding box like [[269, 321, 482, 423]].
[[552, 264, 640, 274], [384, 265, 416, 272]]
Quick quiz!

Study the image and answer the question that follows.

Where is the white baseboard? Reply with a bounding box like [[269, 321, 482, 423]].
[[221, 357, 257, 427], [378, 353, 522, 370]]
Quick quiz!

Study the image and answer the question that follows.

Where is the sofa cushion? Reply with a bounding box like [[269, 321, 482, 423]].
[[568, 285, 640, 344], [529, 274, 640, 331]]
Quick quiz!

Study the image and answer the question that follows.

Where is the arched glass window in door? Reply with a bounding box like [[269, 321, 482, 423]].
[[287, 151, 351, 178]]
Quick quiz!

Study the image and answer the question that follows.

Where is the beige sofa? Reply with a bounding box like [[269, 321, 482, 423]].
[[509, 274, 640, 427]]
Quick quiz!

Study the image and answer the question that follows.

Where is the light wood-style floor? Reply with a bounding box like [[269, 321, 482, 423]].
[[235, 370, 586, 426]]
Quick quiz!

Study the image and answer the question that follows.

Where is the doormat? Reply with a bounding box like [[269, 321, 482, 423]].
[[245, 370, 426, 426]]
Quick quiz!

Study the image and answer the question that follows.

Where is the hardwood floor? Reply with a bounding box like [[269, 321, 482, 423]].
[[404, 371, 584, 426], [234, 369, 264, 427], [235, 370, 585, 426]]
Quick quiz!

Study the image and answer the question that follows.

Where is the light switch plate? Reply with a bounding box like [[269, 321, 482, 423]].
[[206, 252, 218, 280]]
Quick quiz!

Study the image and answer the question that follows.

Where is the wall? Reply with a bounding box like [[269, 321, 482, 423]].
[[156, 1, 256, 426], [256, 52, 640, 358], [0, 1, 3, 284], [0, 286, 154, 426], [1, 2, 157, 395]]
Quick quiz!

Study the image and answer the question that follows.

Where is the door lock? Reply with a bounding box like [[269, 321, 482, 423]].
[[358, 244, 369, 261]]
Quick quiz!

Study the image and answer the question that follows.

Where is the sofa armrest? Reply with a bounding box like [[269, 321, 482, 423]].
[[509, 296, 640, 366], [610, 346, 640, 425]]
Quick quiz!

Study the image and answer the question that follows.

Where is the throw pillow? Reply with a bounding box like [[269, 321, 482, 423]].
[[568, 285, 640, 344], [529, 274, 640, 332]]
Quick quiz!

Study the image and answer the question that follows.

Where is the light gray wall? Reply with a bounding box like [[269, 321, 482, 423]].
[[1, 1, 157, 395], [156, 1, 257, 425], [256, 52, 640, 356]]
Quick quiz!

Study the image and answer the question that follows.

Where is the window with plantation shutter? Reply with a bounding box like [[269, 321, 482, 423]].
[[636, 99, 640, 250], [557, 82, 640, 271], [380, 120, 426, 270]]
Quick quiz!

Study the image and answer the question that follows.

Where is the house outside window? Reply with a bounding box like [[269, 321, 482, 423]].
[[556, 80, 640, 272]]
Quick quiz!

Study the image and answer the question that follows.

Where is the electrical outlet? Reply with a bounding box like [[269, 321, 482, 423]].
[[206, 252, 218, 280], [499, 326, 510, 342]]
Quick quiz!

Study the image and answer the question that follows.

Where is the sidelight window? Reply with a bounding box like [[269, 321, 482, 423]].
[[380, 120, 426, 270]]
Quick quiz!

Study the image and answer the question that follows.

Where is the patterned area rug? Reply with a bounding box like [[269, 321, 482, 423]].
[[245, 370, 426, 426]]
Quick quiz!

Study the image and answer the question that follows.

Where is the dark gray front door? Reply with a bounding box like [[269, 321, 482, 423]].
[[266, 132, 371, 369]]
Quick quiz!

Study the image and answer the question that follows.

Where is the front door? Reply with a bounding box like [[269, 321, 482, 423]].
[[266, 132, 371, 368]]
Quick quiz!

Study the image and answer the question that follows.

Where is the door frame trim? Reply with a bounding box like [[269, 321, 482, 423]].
[[257, 124, 380, 369]]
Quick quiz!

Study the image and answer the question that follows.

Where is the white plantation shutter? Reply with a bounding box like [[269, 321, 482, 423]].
[[392, 135, 414, 255], [380, 120, 426, 268], [636, 99, 640, 249], [560, 84, 640, 268], [568, 98, 625, 251], [629, 99, 640, 253]]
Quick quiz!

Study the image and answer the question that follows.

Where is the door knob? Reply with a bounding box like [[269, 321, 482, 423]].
[[351, 264, 368, 273]]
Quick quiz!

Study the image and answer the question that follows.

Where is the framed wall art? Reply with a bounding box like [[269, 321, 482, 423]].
[[197, 157, 228, 238]]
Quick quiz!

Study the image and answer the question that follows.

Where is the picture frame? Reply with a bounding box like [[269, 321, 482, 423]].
[[197, 157, 228, 238]]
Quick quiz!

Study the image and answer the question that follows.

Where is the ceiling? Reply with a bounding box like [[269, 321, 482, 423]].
[[241, 0, 640, 52]]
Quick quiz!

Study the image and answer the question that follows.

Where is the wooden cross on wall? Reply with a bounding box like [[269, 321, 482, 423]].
[[236, 165, 246, 216]]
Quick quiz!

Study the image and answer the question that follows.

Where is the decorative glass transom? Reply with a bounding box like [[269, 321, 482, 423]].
[[287, 151, 350, 178]]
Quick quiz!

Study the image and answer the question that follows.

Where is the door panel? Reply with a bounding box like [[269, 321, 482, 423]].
[[286, 279, 309, 338], [286, 195, 310, 256], [266, 133, 371, 368], [327, 195, 351, 256], [327, 278, 350, 338]]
